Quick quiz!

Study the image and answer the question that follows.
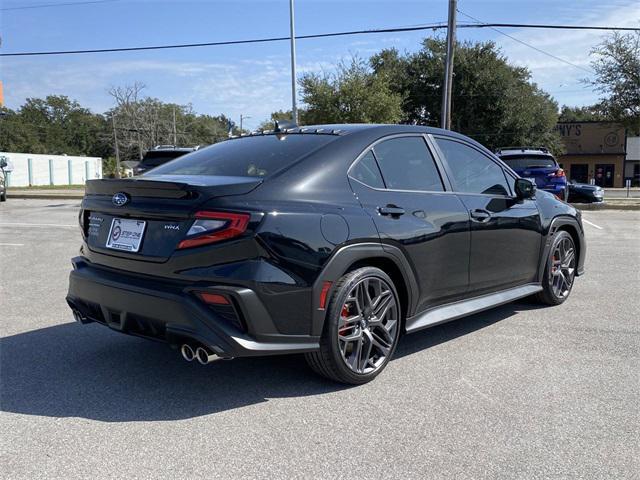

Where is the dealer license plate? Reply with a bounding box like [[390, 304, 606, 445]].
[[106, 218, 146, 252]]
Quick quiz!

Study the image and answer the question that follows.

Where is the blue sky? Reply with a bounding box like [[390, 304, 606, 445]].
[[1, 0, 639, 130]]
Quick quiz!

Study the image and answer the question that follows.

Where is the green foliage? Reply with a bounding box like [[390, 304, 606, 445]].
[[585, 31, 640, 134], [300, 57, 403, 125], [0, 96, 110, 156], [558, 105, 608, 123], [0, 93, 237, 165], [371, 39, 562, 152]]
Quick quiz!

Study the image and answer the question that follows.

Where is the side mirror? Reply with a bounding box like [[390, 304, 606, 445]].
[[0, 158, 7, 169], [515, 178, 536, 199]]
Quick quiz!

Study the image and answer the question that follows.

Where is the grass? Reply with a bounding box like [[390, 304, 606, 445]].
[[8, 184, 85, 190]]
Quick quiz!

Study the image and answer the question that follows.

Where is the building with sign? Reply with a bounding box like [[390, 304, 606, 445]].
[[555, 122, 626, 188], [625, 136, 640, 187]]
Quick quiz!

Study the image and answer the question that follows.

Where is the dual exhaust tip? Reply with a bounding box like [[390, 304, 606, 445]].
[[180, 344, 222, 365]]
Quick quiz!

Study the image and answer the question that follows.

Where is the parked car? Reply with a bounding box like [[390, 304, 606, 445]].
[[0, 156, 8, 202], [67, 125, 585, 384], [567, 180, 604, 203], [496, 147, 568, 201], [132, 145, 198, 175]]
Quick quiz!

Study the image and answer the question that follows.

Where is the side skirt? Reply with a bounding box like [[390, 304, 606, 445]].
[[405, 283, 542, 333]]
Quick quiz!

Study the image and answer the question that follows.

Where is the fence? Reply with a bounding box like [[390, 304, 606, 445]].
[[0, 152, 102, 187]]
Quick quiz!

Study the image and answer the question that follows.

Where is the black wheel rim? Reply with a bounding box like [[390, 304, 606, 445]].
[[550, 236, 576, 299], [337, 277, 399, 374]]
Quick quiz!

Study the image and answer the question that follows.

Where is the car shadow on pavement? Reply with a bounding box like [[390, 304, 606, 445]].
[[1, 301, 543, 423]]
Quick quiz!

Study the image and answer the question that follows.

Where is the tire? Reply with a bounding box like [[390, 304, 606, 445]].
[[0, 192, 6, 202], [536, 231, 576, 305], [305, 267, 402, 385]]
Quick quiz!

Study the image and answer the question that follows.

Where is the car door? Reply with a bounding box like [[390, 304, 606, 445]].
[[432, 136, 543, 294], [348, 134, 470, 312]]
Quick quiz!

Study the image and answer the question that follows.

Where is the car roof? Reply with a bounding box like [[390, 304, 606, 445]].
[[495, 147, 553, 157], [240, 123, 479, 145]]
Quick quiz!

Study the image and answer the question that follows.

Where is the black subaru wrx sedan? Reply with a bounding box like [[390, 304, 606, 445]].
[[67, 124, 586, 384]]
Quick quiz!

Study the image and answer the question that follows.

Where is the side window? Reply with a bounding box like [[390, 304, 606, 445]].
[[373, 137, 444, 191], [350, 151, 385, 189], [435, 138, 511, 196]]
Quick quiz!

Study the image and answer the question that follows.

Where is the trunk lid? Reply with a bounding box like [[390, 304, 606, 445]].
[[82, 175, 262, 262], [518, 166, 559, 188]]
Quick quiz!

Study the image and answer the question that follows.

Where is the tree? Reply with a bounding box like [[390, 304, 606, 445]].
[[372, 39, 563, 152], [107, 84, 237, 161], [0, 96, 111, 157], [300, 57, 403, 125], [558, 105, 607, 123], [585, 31, 640, 134], [0, 92, 238, 165]]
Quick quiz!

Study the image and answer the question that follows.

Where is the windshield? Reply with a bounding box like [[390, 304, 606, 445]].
[[140, 150, 191, 167], [150, 134, 338, 177], [500, 155, 557, 169]]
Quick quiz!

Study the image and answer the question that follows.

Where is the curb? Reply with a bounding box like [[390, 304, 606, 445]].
[[8, 193, 84, 200], [571, 202, 640, 211]]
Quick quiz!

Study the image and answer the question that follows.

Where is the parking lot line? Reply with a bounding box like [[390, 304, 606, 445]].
[[582, 219, 603, 230], [0, 222, 76, 228], [0, 243, 24, 246]]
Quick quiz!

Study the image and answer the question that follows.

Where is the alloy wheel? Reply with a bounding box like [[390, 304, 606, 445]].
[[337, 277, 399, 374], [550, 236, 576, 299]]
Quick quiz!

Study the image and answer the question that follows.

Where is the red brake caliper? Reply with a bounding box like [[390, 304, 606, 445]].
[[339, 304, 350, 335], [552, 255, 558, 274]]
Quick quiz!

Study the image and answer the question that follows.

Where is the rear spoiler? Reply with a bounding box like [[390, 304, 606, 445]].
[[86, 178, 195, 199], [85, 175, 263, 199]]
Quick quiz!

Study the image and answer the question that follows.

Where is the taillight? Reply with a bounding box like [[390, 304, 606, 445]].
[[549, 168, 566, 178], [177, 211, 250, 249]]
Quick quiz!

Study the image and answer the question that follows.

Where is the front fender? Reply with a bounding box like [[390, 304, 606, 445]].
[[538, 215, 586, 280]]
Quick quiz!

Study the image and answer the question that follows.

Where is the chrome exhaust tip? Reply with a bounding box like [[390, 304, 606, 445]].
[[180, 344, 196, 362], [196, 346, 218, 365]]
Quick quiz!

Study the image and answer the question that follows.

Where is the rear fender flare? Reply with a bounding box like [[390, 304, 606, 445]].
[[310, 242, 419, 336]]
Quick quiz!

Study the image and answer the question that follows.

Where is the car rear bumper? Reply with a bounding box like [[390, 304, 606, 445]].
[[66, 257, 319, 358]]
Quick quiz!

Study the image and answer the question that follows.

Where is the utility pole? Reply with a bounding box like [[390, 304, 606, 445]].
[[441, 0, 457, 130], [172, 106, 177, 145], [111, 114, 121, 179], [240, 114, 251, 133], [289, 0, 298, 125]]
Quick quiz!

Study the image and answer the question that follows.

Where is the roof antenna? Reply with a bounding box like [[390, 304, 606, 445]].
[[274, 119, 297, 133]]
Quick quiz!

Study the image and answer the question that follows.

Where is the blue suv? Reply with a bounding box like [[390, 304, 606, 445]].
[[496, 147, 568, 201]]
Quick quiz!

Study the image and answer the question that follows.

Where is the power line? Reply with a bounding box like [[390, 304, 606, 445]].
[[0, 23, 447, 57], [464, 23, 640, 32], [1, 0, 119, 11], [2, 21, 639, 57], [457, 10, 595, 75]]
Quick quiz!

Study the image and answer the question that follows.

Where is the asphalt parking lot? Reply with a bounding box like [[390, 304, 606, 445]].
[[1, 199, 639, 479]]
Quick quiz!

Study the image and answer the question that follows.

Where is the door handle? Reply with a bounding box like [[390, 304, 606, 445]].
[[378, 205, 405, 217], [470, 209, 491, 223]]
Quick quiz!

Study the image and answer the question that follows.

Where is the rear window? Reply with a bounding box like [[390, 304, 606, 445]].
[[500, 155, 557, 169], [150, 134, 337, 177], [140, 150, 191, 167]]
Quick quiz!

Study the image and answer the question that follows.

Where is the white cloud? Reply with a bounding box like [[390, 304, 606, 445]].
[[485, 1, 640, 106]]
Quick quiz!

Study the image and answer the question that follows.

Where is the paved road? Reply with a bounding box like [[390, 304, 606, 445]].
[[1, 199, 639, 479]]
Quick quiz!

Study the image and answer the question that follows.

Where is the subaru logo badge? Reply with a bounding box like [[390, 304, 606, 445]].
[[112, 192, 129, 207]]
